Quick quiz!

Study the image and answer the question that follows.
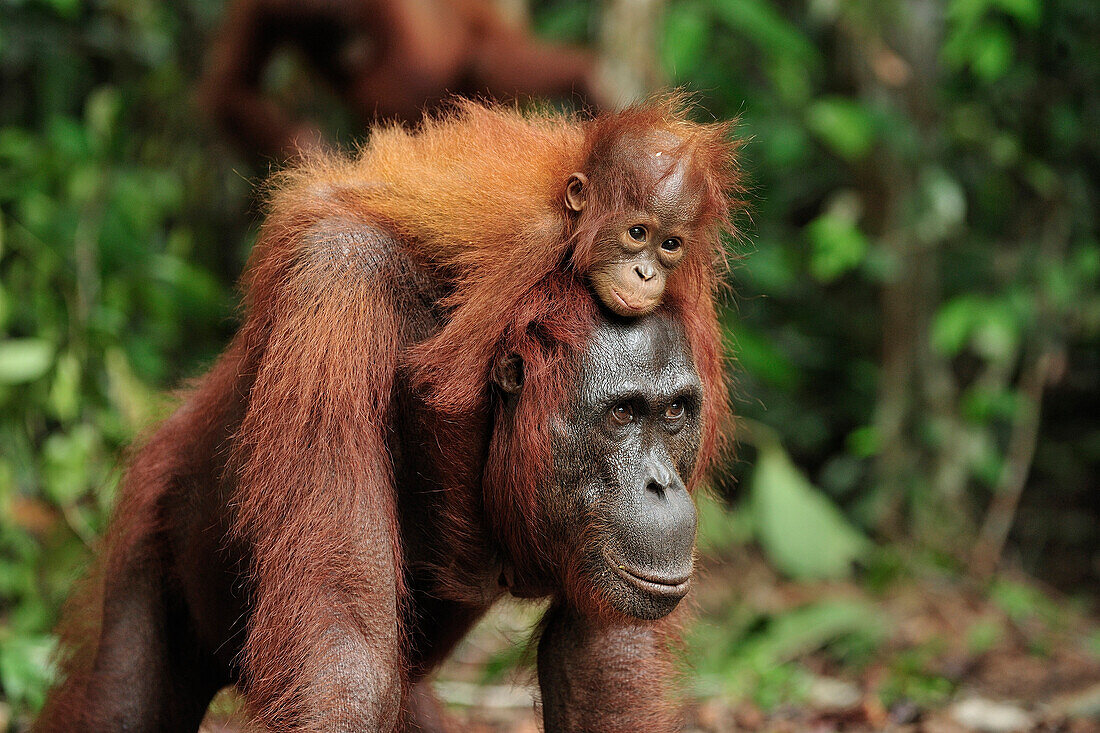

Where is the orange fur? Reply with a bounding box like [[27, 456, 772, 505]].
[[274, 95, 739, 470]]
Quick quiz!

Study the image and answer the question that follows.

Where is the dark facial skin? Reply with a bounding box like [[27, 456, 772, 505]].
[[499, 314, 702, 619], [565, 136, 705, 317]]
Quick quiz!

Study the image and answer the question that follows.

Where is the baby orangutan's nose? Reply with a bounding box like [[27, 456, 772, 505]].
[[634, 263, 656, 282]]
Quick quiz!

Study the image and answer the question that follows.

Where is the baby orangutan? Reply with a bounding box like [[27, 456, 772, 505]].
[[565, 126, 718, 316], [314, 95, 740, 422]]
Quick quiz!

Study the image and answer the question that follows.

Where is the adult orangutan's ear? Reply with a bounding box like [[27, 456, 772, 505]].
[[492, 353, 524, 394], [564, 173, 588, 212]]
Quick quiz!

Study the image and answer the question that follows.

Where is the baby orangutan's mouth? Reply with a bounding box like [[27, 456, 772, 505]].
[[605, 552, 692, 600], [611, 288, 645, 312]]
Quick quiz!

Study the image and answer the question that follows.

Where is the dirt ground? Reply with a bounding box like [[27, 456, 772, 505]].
[[202, 553, 1100, 732]]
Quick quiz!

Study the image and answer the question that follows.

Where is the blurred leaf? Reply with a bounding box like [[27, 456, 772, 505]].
[[915, 168, 967, 243], [731, 325, 799, 389], [768, 55, 813, 106], [807, 97, 875, 161], [966, 618, 1006, 654], [806, 193, 869, 282], [931, 294, 1022, 361], [85, 86, 122, 146], [712, 0, 819, 68], [41, 425, 100, 504], [47, 351, 81, 421], [971, 306, 1019, 361], [991, 0, 1040, 27], [751, 444, 871, 579], [0, 339, 55, 385], [0, 282, 10, 332], [931, 297, 978, 356], [945, 19, 1015, 82], [662, 3, 711, 77], [533, 2, 590, 41], [0, 634, 56, 710], [104, 347, 164, 432], [971, 23, 1014, 81], [696, 489, 752, 555], [740, 600, 884, 665], [990, 578, 1067, 627], [846, 426, 880, 458], [961, 385, 1019, 422], [947, 0, 990, 27], [41, 0, 81, 17], [761, 119, 810, 167]]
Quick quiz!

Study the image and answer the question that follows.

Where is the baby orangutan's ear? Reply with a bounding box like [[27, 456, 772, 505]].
[[492, 353, 524, 394], [564, 173, 588, 213]]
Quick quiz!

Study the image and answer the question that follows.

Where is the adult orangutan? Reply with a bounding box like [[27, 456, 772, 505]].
[[199, 0, 607, 158], [36, 99, 738, 732]]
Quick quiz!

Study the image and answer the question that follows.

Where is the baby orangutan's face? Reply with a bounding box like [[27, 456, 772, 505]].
[[565, 139, 704, 317]]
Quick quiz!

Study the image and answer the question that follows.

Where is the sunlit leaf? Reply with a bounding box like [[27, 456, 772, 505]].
[[738, 599, 884, 664], [42, 426, 100, 504], [931, 297, 980, 356], [47, 351, 81, 421], [0, 634, 56, 710], [696, 490, 753, 555], [751, 444, 871, 579], [807, 97, 875, 161], [972, 24, 1014, 81], [806, 211, 869, 282], [915, 167, 967, 243], [86, 86, 122, 146], [0, 339, 55, 384]]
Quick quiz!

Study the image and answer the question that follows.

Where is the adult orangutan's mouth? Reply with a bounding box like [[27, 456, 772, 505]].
[[605, 553, 692, 599]]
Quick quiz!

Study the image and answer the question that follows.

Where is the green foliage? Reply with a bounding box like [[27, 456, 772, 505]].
[[0, 635, 54, 712], [805, 194, 870, 282], [695, 489, 753, 555], [0, 0, 241, 716], [878, 646, 956, 708], [667, 0, 1098, 561], [692, 598, 886, 704], [806, 97, 876, 162], [750, 443, 870, 579], [0, 341, 54, 385]]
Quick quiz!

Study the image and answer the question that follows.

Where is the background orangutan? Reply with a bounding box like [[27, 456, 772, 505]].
[[199, 0, 607, 158], [36, 99, 736, 732]]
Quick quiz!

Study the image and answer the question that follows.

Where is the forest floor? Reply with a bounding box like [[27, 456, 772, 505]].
[[421, 552, 1100, 733], [198, 550, 1100, 732]]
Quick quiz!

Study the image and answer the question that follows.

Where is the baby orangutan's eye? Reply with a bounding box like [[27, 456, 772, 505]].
[[628, 226, 647, 242], [661, 237, 682, 253], [610, 402, 634, 425]]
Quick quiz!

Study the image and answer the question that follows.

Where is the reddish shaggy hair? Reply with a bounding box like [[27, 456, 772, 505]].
[[260, 95, 741, 594], [39, 97, 740, 732]]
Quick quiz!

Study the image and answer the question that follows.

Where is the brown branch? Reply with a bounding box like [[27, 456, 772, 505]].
[[970, 349, 1056, 580]]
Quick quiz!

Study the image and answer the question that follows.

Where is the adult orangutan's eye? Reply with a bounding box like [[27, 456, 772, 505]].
[[665, 401, 685, 421], [610, 402, 634, 425], [628, 226, 647, 242], [661, 237, 682, 252]]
